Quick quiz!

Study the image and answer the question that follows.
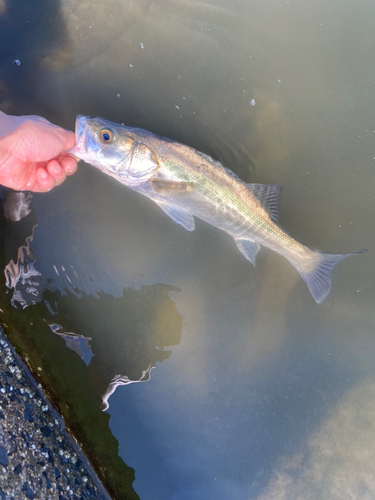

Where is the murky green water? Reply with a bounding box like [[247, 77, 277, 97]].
[[1, 0, 375, 499]]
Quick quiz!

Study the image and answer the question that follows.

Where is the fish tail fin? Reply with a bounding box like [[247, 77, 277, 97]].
[[296, 249, 366, 304]]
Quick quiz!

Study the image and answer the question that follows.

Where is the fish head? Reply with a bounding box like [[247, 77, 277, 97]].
[[67, 115, 158, 184]]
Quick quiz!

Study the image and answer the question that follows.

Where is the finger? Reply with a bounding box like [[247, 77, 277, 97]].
[[36, 167, 56, 192], [61, 156, 78, 175], [69, 154, 81, 162], [46, 159, 67, 185], [60, 130, 76, 151]]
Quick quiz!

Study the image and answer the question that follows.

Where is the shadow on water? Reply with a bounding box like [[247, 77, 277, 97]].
[[0, 189, 183, 499]]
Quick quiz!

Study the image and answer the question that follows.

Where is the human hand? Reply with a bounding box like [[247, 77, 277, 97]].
[[0, 112, 79, 192]]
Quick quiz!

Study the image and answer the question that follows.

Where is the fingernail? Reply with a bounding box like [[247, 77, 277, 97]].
[[38, 169, 48, 179], [53, 164, 62, 175], [62, 157, 77, 173]]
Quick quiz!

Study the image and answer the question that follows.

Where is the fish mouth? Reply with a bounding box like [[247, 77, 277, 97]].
[[65, 115, 88, 158], [74, 115, 88, 154]]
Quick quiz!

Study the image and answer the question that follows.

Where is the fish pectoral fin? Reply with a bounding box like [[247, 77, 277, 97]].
[[235, 238, 260, 267], [157, 203, 195, 231], [151, 179, 195, 194], [246, 184, 283, 223]]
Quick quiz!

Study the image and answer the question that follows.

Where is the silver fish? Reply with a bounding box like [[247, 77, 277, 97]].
[[68, 115, 365, 303]]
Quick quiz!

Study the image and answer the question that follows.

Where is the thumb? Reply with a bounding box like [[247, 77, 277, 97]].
[[59, 129, 76, 152]]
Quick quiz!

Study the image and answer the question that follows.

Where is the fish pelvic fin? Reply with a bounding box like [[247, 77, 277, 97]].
[[297, 249, 367, 304], [157, 202, 195, 231]]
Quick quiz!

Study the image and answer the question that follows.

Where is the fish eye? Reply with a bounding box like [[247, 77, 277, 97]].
[[100, 128, 115, 144]]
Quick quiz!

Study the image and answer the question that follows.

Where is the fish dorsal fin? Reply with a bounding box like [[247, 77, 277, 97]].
[[157, 202, 195, 231], [198, 151, 227, 170], [246, 183, 283, 223], [197, 152, 282, 223]]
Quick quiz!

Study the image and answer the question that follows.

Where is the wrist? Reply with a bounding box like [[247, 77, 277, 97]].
[[0, 118, 19, 176], [0, 111, 23, 139]]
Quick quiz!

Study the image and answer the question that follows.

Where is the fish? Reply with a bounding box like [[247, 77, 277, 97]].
[[68, 115, 365, 304]]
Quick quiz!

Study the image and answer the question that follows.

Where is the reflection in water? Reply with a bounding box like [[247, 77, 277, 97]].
[[2, 191, 33, 221], [47, 322, 94, 366], [0, 0, 73, 117], [0, 189, 183, 498], [250, 94, 291, 180], [6, 258, 43, 309], [102, 365, 154, 412], [48, 317, 158, 411], [42, 284, 182, 403], [0, 190, 182, 406], [0, 191, 47, 309], [236, 253, 299, 369], [257, 380, 375, 500]]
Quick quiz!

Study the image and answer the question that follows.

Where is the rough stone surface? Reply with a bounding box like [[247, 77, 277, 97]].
[[0, 328, 111, 500]]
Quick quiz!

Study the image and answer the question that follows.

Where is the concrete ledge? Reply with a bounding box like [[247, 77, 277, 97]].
[[0, 327, 111, 500]]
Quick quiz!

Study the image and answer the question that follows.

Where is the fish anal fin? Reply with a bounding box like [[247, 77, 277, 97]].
[[246, 184, 283, 223], [235, 238, 260, 267], [157, 203, 195, 231]]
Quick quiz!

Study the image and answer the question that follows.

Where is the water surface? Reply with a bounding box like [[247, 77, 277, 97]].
[[0, 0, 374, 498]]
